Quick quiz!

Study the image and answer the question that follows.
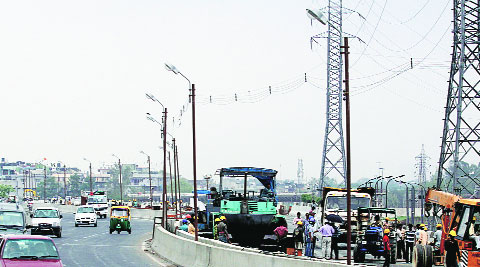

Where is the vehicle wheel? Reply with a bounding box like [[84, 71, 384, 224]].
[[56, 230, 62, 238], [109, 229, 113, 234], [424, 244, 433, 267], [413, 244, 426, 267], [390, 242, 397, 264], [353, 246, 364, 263], [117, 230, 121, 234], [128, 229, 131, 234], [94, 223, 97, 227]]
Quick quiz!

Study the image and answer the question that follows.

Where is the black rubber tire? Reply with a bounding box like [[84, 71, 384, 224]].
[[94, 223, 97, 227], [391, 241, 397, 264], [75, 224, 78, 227], [56, 230, 62, 238], [128, 229, 131, 234], [353, 246, 365, 263], [413, 244, 426, 267], [424, 245, 433, 267], [109, 229, 113, 234], [117, 230, 121, 234]]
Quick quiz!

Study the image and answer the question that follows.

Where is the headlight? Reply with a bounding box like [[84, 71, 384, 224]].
[[361, 241, 367, 244]]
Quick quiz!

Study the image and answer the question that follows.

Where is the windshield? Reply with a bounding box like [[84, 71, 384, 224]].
[[0, 211, 24, 227], [111, 209, 128, 217], [33, 209, 58, 218], [2, 239, 59, 259], [77, 207, 95, 213], [88, 196, 107, 203], [326, 196, 371, 210]]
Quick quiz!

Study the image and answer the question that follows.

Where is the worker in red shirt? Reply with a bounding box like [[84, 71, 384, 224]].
[[383, 228, 391, 267]]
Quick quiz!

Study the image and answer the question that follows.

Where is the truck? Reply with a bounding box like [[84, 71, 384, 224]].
[[320, 187, 375, 244], [417, 188, 480, 267], [81, 191, 108, 219]]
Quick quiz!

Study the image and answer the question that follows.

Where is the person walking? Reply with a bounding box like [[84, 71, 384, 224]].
[[405, 224, 415, 263], [319, 221, 335, 259], [217, 216, 230, 243], [383, 228, 391, 267], [396, 224, 405, 260], [304, 218, 314, 257], [293, 221, 304, 256], [444, 230, 460, 267], [432, 223, 442, 265]]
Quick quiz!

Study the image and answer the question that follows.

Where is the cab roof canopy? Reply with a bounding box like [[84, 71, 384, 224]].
[[216, 167, 277, 188]]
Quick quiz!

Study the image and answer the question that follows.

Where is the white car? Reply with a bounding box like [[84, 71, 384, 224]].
[[30, 207, 62, 237], [74, 205, 97, 227]]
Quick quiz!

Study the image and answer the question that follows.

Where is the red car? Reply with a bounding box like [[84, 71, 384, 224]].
[[0, 235, 63, 267]]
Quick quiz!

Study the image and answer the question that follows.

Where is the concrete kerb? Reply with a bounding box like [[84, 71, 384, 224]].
[[152, 225, 365, 267]]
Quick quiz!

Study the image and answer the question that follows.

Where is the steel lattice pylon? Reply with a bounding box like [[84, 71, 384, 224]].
[[437, 0, 480, 197], [319, 0, 347, 189]]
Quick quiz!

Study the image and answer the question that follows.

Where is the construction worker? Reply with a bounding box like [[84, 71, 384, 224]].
[[293, 221, 304, 255], [179, 219, 189, 232], [417, 224, 428, 245], [444, 230, 460, 267], [396, 224, 405, 260], [432, 223, 443, 264], [213, 218, 221, 240], [405, 224, 415, 263], [217, 216, 230, 243], [273, 223, 288, 253], [187, 216, 196, 235], [383, 228, 391, 267], [304, 217, 315, 257]]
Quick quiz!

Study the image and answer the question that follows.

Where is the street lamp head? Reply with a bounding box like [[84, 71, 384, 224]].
[[146, 93, 156, 101], [306, 8, 327, 25], [165, 63, 180, 74]]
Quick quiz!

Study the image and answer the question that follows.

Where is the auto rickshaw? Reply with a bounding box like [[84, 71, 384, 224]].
[[109, 206, 131, 234]]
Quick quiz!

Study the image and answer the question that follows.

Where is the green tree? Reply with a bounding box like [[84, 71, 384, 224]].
[[107, 164, 133, 200], [0, 184, 14, 198], [68, 174, 89, 196], [37, 177, 60, 199]]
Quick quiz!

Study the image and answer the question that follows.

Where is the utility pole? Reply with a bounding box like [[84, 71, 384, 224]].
[[63, 165, 67, 201], [173, 139, 178, 217], [342, 37, 352, 265], [43, 166, 46, 203], [191, 83, 199, 241], [148, 155, 152, 210], [162, 108, 168, 228], [168, 151, 174, 204], [176, 144, 181, 215], [119, 159, 122, 204], [89, 162, 93, 192]]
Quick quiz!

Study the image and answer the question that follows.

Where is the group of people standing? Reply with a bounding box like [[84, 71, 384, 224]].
[[290, 210, 339, 259]]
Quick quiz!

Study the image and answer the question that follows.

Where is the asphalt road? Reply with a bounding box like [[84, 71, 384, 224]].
[[39, 213, 162, 267]]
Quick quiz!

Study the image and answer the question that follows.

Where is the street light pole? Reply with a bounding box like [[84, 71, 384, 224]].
[[63, 165, 67, 201], [176, 144, 182, 215], [113, 154, 122, 204], [172, 139, 178, 217], [43, 166, 47, 203], [165, 62, 198, 241], [140, 151, 153, 210]]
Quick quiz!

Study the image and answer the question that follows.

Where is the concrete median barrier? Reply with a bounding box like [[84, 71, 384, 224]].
[[152, 225, 359, 267]]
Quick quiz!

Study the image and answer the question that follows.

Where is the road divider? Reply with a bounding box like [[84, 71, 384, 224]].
[[152, 224, 363, 267]]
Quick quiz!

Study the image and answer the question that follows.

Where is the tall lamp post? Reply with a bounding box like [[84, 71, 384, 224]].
[[165, 62, 199, 241], [83, 158, 93, 192], [204, 175, 212, 190], [112, 154, 122, 205], [145, 107, 168, 228], [140, 151, 153, 210]]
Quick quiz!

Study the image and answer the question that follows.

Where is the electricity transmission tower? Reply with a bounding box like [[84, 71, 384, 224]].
[[317, 0, 347, 190], [415, 145, 429, 186], [437, 0, 480, 197]]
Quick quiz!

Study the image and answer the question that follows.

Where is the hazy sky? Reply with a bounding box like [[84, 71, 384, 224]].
[[0, 0, 452, 184]]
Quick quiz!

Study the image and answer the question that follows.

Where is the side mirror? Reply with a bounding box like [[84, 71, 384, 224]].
[[60, 215, 63, 219], [30, 214, 33, 218], [73, 212, 76, 215]]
